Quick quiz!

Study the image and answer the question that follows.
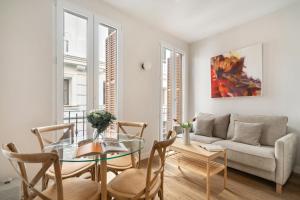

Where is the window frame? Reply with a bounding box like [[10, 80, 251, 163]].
[[160, 42, 185, 139], [93, 15, 122, 118], [55, 1, 123, 128], [63, 78, 71, 105]]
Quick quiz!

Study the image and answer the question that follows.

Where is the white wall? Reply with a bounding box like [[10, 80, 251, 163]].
[[189, 2, 300, 170], [0, 0, 55, 179], [0, 0, 188, 179]]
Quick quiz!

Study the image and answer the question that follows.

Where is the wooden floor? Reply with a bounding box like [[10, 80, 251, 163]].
[[2, 157, 299, 200], [140, 156, 300, 200]]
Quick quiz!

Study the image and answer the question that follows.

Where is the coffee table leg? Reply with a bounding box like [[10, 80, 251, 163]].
[[206, 161, 210, 200], [100, 154, 107, 200], [224, 150, 227, 189]]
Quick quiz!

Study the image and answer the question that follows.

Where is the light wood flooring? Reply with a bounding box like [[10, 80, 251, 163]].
[[1, 157, 299, 200], [140, 156, 300, 200]]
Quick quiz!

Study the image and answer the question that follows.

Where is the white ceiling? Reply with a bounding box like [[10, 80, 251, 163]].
[[103, 0, 298, 43]]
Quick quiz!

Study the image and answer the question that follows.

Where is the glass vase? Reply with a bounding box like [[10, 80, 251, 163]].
[[93, 129, 103, 141]]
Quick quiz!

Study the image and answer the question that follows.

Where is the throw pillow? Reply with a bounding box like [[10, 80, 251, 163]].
[[194, 118, 214, 137], [232, 121, 263, 146], [197, 113, 230, 139]]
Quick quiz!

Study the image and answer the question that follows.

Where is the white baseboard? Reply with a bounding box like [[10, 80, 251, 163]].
[[293, 165, 300, 174]]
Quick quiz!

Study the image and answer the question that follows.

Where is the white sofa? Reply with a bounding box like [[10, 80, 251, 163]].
[[176, 113, 297, 193]]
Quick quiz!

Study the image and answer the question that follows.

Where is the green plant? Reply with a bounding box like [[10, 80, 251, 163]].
[[173, 119, 193, 129], [87, 110, 116, 139]]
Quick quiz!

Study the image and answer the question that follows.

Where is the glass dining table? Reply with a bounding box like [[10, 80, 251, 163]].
[[43, 132, 145, 200]]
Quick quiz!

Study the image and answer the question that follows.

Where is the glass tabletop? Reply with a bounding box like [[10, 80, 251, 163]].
[[43, 133, 145, 162]]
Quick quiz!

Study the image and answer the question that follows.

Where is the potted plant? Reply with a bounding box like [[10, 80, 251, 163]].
[[87, 110, 116, 140], [173, 119, 194, 145]]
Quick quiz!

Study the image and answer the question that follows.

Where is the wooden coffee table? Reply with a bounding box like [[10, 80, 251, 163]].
[[170, 139, 227, 200]]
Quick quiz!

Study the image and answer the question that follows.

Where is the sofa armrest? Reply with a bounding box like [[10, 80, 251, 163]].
[[275, 133, 297, 185]]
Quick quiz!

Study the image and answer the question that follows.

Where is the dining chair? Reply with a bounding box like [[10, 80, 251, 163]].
[[107, 130, 177, 200], [31, 123, 96, 189], [107, 121, 147, 174], [1, 143, 101, 200]]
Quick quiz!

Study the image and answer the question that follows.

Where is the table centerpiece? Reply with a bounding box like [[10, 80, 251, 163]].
[[87, 110, 116, 140]]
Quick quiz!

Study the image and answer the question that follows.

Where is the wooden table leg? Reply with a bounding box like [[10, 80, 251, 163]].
[[224, 150, 227, 189], [100, 154, 107, 200], [206, 160, 210, 200], [94, 160, 99, 182]]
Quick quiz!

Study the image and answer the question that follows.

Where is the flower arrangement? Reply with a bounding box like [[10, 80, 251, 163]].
[[173, 118, 195, 129], [173, 118, 195, 145], [87, 110, 116, 139]]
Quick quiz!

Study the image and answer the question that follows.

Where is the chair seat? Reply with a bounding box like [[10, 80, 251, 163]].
[[47, 162, 95, 177], [34, 178, 101, 200], [107, 168, 161, 199], [107, 155, 137, 170]]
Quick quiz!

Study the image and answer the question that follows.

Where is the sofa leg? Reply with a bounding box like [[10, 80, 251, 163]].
[[276, 184, 283, 194]]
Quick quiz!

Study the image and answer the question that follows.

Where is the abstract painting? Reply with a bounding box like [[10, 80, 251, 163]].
[[211, 44, 262, 98]]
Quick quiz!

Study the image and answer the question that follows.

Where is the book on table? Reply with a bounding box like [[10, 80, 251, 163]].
[[101, 139, 128, 153], [198, 144, 224, 152], [76, 139, 128, 158], [76, 142, 102, 157]]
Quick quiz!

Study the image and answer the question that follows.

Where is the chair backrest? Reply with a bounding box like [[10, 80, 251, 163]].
[[144, 130, 177, 198], [117, 121, 147, 138], [31, 123, 74, 151], [1, 143, 63, 200], [117, 121, 148, 168]]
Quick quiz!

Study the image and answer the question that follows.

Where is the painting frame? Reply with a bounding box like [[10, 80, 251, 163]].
[[210, 43, 263, 98]]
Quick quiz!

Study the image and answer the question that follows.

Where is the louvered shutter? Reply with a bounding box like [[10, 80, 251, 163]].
[[167, 57, 173, 131], [105, 31, 117, 117], [175, 52, 183, 123]]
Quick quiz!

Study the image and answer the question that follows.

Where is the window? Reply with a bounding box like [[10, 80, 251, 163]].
[[97, 24, 117, 114], [63, 11, 87, 107], [57, 4, 120, 136], [160, 45, 184, 136], [63, 79, 70, 105], [161, 47, 173, 134]]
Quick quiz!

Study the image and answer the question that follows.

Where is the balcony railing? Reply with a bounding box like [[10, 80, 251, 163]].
[[63, 105, 105, 138], [64, 109, 86, 138]]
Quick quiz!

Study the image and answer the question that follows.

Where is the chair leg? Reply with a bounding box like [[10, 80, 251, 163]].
[[107, 192, 112, 200], [276, 183, 283, 194], [158, 189, 164, 200], [158, 190, 162, 200], [42, 176, 49, 190], [91, 167, 95, 181], [159, 178, 164, 200]]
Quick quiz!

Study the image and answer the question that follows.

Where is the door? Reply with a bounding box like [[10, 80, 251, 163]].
[[57, 4, 119, 137], [160, 44, 184, 137]]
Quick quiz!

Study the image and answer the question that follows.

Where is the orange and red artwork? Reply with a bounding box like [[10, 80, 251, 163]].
[[211, 44, 262, 98]]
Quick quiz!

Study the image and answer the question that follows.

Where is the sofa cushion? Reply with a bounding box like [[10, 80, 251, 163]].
[[194, 113, 230, 139], [194, 118, 214, 137], [190, 133, 222, 144], [227, 114, 288, 146], [213, 140, 276, 172], [232, 121, 263, 146]]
